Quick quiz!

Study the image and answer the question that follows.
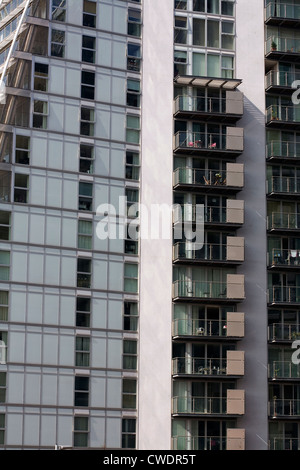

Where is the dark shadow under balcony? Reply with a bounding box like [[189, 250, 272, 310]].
[[265, 1, 300, 27], [266, 37, 300, 61], [266, 141, 300, 163], [173, 130, 244, 157], [266, 105, 300, 130]]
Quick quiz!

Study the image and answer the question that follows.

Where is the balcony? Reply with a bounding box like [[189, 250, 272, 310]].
[[266, 105, 300, 130], [172, 429, 245, 451], [269, 437, 300, 451], [269, 360, 300, 379], [266, 141, 300, 162], [172, 390, 245, 416], [268, 248, 300, 268], [172, 312, 245, 339], [173, 163, 244, 192], [267, 176, 300, 198], [172, 275, 245, 303], [173, 128, 244, 157], [266, 37, 300, 61], [265, 1, 300, 26], [173, 92, 243, 122], [269, 398, 300, 418], [268, 212, 300, 232], [172, 351, 245, 378], [173, 200, 244, 228], [268, 286, 300, 305], [0, 170, 11, 203], [268, 323, 300, 342], [173, 238, 245, 265], [265, 70, 300, 94]]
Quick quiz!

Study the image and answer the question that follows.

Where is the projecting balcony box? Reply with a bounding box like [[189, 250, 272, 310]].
[[268, 322, 300, 342], [268, 285, 300, 305], [173, 163, 244, 193], [171, 389, 245, 416], [267, 141, 300, 162], [268, 248, 300, 268], [173, 127, 244, 157], [267, 176, 300, 198], [266, 105, 300, 130], [265, 1, 300, 26], [172, 350, 245, 377], [173, 200, 244, 228], [172, 428, 245, 451], [267, 212, 300, 232], [268, 360, 300, 380], [265, 70, 300, 94], [269, 398, 300, 418], [265, 37, 300, 61]]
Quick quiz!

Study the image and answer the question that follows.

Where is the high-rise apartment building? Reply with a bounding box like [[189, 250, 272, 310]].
[[0, 0, 300, 452]]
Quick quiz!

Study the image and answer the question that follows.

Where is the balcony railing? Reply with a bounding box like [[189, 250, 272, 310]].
[[268, 360, 300, 379], [268, 248, 300, 267], [173, 280, 229, 300], [175, 95, 227, 114], [172, 357, 228, 376], [267, 212, 300, 230], [174, 167, 227, 187], [267, 176, 300, 194], [172, 396, 227, 415], [269, 437, 300, 451], [266, 37, 300, 55], [266, 1, 300, 21], [173, 130, 243, 154], [172, 435, 227, 451], [268, 286, 300, 303], [266, 70, 300, 89], [172, 318, 228, 337], [269, 399, 300, 417], [267, 141, 300, 160], [266, 105, 300, 125], [173, 204, 244, 225], [173, 242, 227, 262], [268, 323, 300, 341]]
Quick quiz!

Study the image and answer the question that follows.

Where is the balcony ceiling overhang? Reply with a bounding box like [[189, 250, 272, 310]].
[[174, 75, 242, 90]]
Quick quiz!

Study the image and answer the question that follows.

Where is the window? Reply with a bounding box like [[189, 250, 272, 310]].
[[207, 20, 220, 48], [193, 18, 205, 46], [32, 100, 48, 129], [52, 0, 66, 21], [80, 107, 95, 136], [126, 188, 139, 217], [14, 174, 29, 203], [175, 16, 187, 45], [79, 144, 94, 174], [79, 182, 93, 211], [0, 373, 6, 403], [175, 0, 187, 10], [127, 79, 141, 108], [74, 376, 89, 407], [15, 135, 30, 164], [0, 212, 10, 241], [82, 35, 95, 64], [125, 223, 138, 255], [74, 416, 89, 448], [123, 301, 138, 331], [123, 340, 137, 370], [122, 418, 136, 449], [51, 29, 65, 57], [77, 258, 92, 289], [33, 63, 48, 92], [174, 50, 187, 76], [76, 297, 91, 328], [83, 0, 96, 28], [221, 55, 234, 78], [78, 219, 93, 250], [221, 21, 235, 50], [126, 151, 140, 180], [127, 43, 141, 72], [0, 292, 8, 322], [0, 414, 5, 446], [75, 336, 90, 367], [81, 71, 95, 100], [0, 252, 9, 282], [124, 263, 138, 293], [0, 332, 7, 365], [128, 8, 141, 37], [222, 0, 234, 16], [122, 379, 137, 409], [126, 115, 140, 144]]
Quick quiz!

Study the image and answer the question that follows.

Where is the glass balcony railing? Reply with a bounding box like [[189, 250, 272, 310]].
[[266, 37, 300, 55], [269, 437, 300, 451], [266, 1, 300, 21], [172, 396, 227, 415], [173, 242, 228, 262], [267, 176, 300, 194], [266, 70, 300, 89], [172, 318, 228, 337], [268, 360, 300, 379], [174, 95, 228, 114], [266, 105, 300, 124], [173, 168, 227, 187], [172, 435, 228, 451], [268, 323, 300, 341], [267, 212, 300, 230], [267, 141, 300, 159], [268, 248, 300, 267], [173, 280, 228, 299], [174, 130, 244, 154], [268, 286, 300, 303], [173, 204, 243, 225], [172, 357, 228, 376], [269, 399, 300, 417]]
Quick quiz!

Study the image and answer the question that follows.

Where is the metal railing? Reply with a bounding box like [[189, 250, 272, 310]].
[[268, 286, 300, 303], [266, 1, 300, 20], [172, 435, 227, 451], [269, 399, 300, 417], [268, 248, 300, 266], [266, 105, 300, 124], [173, 280, 228, 299], [173, 167, 227, 187], [267, 212, 300, 230], [269, 437, 300, 451], [173, 242, 228, 262], [266, 36, 300, 54], [172, 357, 227, 376], [266, 70, 300, 88], [267, 141, 300, 159], [173, 204, 243, 225], [269, 360, 300, 378], [268, 323, 300, 341], [174, 131, 227, 150], [174, 95, 228, 115], [172, 396, 227, 415], [172, 318, 229, 337], [267, 176, 300, 194]]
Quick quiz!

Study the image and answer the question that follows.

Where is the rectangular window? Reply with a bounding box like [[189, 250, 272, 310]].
[[193, 18, 205, 46], [127, 43, 141, 72], [0, 212, 10, 241], [79, 144, 94, 174], [74, 416, 89, 448], [14, 174, 29, 203], [75, 336, 90, 367], [51, 29, 65, 57], [122, 418, 136, 449], [127, 79, 141, 108], [221, 21, 235, 50], [78, 219, 93, 250], [122, 378, 137, 409], [76, 297, 91, 328], [33, 63, 49, 92], [0, 332, 7, 364], [123, 301, 138, 331], [0, 292, 8, 322], [81, 71, 95, 100], [77, 258, 92, 289], [123, 339, 137, 370], [15, 135, 30, 165], [175, 0, 187, 10], [78, 182, 93, 212], [83, 0, 96, 28], [0, 373, 6, 403], [193, 0, 205, 12], [32, 100, 48, 129], [82, 35, 96, 64], [0, 253, 9, 282], [128, 8, 141, 37], [207, 20, 220, 48], [52, 0, 66, 21], [222, 0, 234, 16], [124, 263, 138, 293], [125, 223, 139, 255], [126, 188, 139, 217], [0, 414, 5, 446], [126, 115, 140, 144], [174, 50, 187, 76], [175, 16, 187, 45], [126, 151, 140, 180], [74, 376, 89, 407], [80, 107, 95, 136], [221, 55, 234, 78]]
